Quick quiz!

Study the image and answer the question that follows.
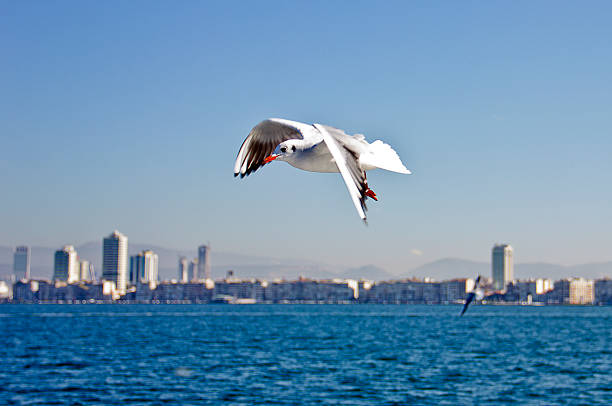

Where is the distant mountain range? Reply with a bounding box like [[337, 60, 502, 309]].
[[405, 258, 612, 280], [1, 244, 611, 281]]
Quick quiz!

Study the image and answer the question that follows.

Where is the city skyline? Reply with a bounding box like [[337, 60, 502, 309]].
[[1, 2, 611, 274], [2, 237, 611, 282], [3, 229, 611, 305]]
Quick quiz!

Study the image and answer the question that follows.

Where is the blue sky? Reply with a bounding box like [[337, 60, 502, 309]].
[[1, 1, 611, 273]]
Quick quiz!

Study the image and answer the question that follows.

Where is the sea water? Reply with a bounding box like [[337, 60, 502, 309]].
[[2, 304, 611, 405]]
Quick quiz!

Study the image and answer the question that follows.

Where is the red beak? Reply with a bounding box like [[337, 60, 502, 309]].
[[263, 154, 279, 164]]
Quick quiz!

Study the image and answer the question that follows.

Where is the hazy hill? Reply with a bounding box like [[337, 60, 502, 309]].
[[403, 258, 612, 281], [405, 258, 490, 280], [338, 265, 397, 281]]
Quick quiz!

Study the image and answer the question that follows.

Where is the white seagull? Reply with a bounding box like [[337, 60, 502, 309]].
[[234, 118, 411, 223]]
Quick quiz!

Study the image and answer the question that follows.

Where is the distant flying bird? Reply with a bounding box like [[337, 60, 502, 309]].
[[460, 276, 485, 316], [234, 118, 411, 222]]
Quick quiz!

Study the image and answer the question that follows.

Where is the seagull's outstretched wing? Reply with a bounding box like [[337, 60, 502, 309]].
[[315, 124, 368, 223], [234, 119, 303, 177], [460, 292, 476, 316]]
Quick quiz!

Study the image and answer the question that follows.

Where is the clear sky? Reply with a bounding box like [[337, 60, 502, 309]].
[[1, 1, 611, 273]]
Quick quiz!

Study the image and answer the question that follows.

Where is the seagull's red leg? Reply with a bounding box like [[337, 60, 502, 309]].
[[363, 173, 378, 201], [365, 188, 378, 201]]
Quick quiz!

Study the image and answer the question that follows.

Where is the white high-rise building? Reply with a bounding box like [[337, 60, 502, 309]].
[[129, 250, 159, 287], [53, 245, 79, 283], [102, 230, 128, 294], [198, 244, 211, 280], [13, 246, 31, 281], [79, 260, 90, 282], [178, 257, 189, 283], [492, 244, 514, 291]]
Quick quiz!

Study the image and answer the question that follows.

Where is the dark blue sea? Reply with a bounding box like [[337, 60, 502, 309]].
[[2, 305, 611, 405]]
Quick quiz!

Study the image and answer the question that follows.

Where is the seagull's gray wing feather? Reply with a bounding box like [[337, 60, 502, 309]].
[[234, 120, 303, 177]]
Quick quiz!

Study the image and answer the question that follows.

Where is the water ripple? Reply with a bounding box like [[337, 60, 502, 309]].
[[1, 304, 611, 405]]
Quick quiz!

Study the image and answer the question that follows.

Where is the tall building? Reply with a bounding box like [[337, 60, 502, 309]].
[[79, 260, 90, 282], [492, 244, 513, 291], [129, 250, 159, 286], [178, 257, 189, 283], [102, 230, 128, 294], [53, 245, 79, 283], [89, 263, 96, 282], [189, 259, 198, 282], [198, 244, 211, 280], [13, 246, 31, 281]]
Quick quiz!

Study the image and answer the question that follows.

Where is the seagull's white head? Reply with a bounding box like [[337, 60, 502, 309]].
[[263, 140, 301, 164]]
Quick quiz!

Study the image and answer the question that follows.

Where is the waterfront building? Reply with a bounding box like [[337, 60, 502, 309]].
[[497, 278, 554, 304], [178, 257, 189, 283], [569, 278, 594, 304], [13, 280, 109, 303], [215, 279, 266, 302], [551, 279, 570, 304], [13, 246, 30, 281], [129, 250, 159, 287], [197, 245, 211, 280], [550, 278, 595, 304], [53, 245, 79, 283], [264, 278, 360, 303], [0, 280, 11, 300], [439, 279, 469, 303], [492, 244, 514, 291], [357, 280, 373, 302], [133, 281, 213, 303], [102, 230, 128, 294], [536, 278, 554, 295], [264, 280, 293, 302], [594, 279, 612, 305], [12, 280, 44, 303], [364, 280, 442, 304], [505, 280, 538, 303]]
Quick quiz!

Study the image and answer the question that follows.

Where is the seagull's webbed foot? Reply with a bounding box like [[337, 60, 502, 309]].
[[365, 188, 378, 201]]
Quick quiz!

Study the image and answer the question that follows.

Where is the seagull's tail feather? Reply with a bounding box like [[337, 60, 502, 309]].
[[360, 140, 411, 174]]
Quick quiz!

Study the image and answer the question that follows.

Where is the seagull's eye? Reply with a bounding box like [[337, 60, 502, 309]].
[[280, 146, 287, 153], [291, 145, 296, 152]]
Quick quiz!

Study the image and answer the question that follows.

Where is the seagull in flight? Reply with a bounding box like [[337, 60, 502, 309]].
[[460, 276, 485, 316], [234, 118, 411, 223]]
